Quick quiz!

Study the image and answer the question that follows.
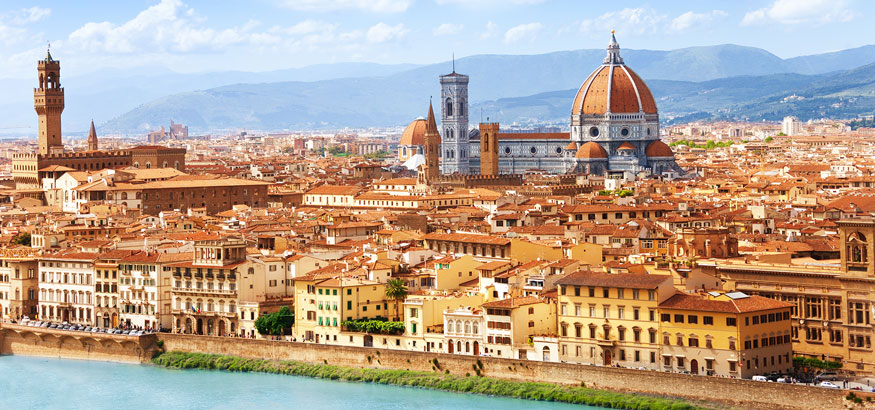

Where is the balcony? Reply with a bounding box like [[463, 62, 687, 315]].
[[596, 338, 617, 347], [171, 286, 235, 296]]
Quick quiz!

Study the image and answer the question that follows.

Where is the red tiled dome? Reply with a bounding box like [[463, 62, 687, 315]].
[[617, 142, 636, 150], [575, 141, 608, 159], [645, 140, 674, 157], [571, 35, 657, 116], [399, 118, 427, 146], [572, 65, 657, 116]]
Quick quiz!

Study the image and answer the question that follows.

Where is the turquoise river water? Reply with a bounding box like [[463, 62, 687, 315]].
[[0, 355, 601, 410]]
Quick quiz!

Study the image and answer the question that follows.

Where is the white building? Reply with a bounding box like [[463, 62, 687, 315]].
[[781, 116, 801, 136], [118, 251, 171, 330], [39, 253, 97, 325], [443, 306, 484, 356]]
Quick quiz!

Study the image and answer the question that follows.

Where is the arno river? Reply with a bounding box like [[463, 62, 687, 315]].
[[0, 356, 601, 410]]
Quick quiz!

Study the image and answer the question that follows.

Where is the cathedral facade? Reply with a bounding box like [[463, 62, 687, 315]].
[[401, 34, 682, 178]]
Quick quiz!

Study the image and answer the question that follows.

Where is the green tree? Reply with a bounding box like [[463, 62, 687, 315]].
[[11, 233, 30, 246], [764, 136, 774, 143], [255, 306, 294, 336], [385, 278, 408, 321]]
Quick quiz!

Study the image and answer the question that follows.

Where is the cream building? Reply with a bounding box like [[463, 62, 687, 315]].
[[39, 253, 98, 325]]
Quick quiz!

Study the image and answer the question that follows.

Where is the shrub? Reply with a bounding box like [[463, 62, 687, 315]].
[[152, 352, 705, 410]]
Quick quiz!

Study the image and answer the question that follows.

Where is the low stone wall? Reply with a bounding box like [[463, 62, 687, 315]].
[[159, 334, 842, 410], [0, 323, 159, 364]]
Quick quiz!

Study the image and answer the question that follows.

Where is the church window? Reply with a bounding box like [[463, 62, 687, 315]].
[[530, 147, 537, 154], [556, 146, 562, 154], [646, 128, 651, 136], [621, 128, 630, 137], [590, 127, 599, 137], [445, 98, 453, 116], [504, 147, 511, 155]]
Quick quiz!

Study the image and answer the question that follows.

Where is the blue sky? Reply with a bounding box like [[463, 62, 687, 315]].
[[0, 0, 871, 78]]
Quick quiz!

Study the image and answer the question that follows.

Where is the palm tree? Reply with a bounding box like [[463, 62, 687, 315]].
[[385, 278, 408, 321]]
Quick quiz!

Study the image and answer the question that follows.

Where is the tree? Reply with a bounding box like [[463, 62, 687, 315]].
[[255, 305, 294, 336], [11, 233, 30, 246], [764, 136, 774, 143], [385, 278, 408, 321]]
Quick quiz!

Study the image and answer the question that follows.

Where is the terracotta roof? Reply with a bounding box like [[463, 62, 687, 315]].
[[481, 296, 542, 309], [305, 185, 363, 196], [617, 142, 636, 150], [575, 141, 608, 159], [497, 132, 569, 141], [659, 292, 792, 313], [646, 140, 674, 158], [572, 63, 657, 116], [423, 232, 511, 246], [399, 118, 427, 146], [555, 270, 670, 289]]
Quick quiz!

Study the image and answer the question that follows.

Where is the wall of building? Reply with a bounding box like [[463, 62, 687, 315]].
[[157, 333, 840, 410], [0, 323, 158, 363]]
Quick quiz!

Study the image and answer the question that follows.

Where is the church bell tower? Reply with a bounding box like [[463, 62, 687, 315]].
[[439, 67, 469, 174], [35, 46, 64, 156]]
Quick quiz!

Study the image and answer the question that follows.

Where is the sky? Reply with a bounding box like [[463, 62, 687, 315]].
[[0, 0, 872, 79]]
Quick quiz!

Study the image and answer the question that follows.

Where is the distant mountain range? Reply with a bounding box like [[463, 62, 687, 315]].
[[6, 44, 875, 134]]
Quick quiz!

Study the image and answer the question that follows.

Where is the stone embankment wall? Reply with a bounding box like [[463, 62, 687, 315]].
[[0, 323, 158, 363], [159, 334, 842, 410]]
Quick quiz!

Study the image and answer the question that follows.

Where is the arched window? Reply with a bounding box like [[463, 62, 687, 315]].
[[464, 321, 471, 334], [445, 98, 453, 116], [447, 321, 454, 333]]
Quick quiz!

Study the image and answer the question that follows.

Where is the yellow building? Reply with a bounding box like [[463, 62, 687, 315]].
[[293, 275, 398, 344], [658, 291, 793, 378], [431, 254, 481, 291], [554, 271, 674, 368]]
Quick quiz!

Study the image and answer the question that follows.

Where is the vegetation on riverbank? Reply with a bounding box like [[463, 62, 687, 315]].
[[152, 351, 705, 410]]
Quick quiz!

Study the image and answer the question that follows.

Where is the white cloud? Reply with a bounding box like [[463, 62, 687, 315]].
[[366, 22, 408, 43], [742, 0, 856, 26], [433, 23, 463, 36], [10, 7, 51, 25], [66, 0, 278, 53], [503, 22, 542, 44], [480, 21, 499, 39], [580, 8, 666, 36], [270, 21, 363, 48], [670, 10, 727, 32], [279, 0, 411, 13]]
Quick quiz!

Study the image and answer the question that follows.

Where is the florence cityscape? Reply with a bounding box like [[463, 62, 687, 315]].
[[1, 1, 875, 409]]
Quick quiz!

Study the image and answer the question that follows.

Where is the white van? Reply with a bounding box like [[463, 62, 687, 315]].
[[751, 375, 768, 382]]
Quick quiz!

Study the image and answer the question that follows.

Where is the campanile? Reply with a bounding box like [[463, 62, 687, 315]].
[[35, 47, 64, 155]]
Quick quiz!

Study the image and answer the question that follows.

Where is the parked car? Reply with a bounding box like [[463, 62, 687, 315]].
[[816, 372, 840, 382], [818, 381, 840, 389], [752, 375, 769, 382]]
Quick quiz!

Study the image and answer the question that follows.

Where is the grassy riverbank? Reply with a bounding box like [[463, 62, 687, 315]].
[[152, 351, 705, 410]]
